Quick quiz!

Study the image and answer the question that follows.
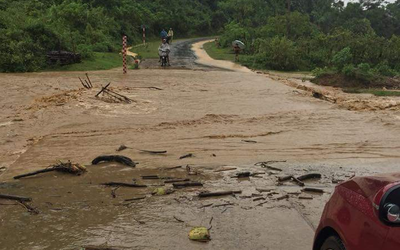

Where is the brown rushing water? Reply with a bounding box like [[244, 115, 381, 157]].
[[1, 39, 400, 250]]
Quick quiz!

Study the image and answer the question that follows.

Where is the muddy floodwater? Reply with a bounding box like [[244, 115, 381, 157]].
[[1, 39, 400, 250]]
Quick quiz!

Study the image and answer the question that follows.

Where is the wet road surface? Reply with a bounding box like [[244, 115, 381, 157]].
[[139, 38, 221, 70], [1, 38, 400, 250]]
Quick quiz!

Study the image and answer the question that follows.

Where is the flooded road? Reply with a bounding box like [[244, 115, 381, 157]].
[[1, 38, 400, 250]]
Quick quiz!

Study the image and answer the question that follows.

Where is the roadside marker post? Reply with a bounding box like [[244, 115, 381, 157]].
[[142, 26, 146, 45], [122, 35, 127, 74]]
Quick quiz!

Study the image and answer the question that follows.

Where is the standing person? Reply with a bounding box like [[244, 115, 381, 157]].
[[160, 29, 167, 41], [233, 44, 241, 62], [167, 28, 174, 44]]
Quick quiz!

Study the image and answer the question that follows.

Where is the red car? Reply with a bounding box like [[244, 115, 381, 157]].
[[313, 173, 400, 250]]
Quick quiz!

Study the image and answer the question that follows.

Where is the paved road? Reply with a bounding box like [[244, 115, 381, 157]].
[[140, 38, 220, 70]]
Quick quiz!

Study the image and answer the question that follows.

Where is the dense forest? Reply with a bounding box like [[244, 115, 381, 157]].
[[1, 0, 400, 78]]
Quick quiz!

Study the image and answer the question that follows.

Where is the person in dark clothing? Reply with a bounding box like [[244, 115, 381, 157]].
[[160, 29, 168, 40]]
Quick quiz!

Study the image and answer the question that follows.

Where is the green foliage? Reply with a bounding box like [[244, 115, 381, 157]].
[[219, 22, 250, 48], [2, 0, 400, 76], [332, 47, 353, 71], [256, 36, 301, 71]]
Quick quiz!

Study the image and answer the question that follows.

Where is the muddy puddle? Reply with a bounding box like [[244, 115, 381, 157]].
[[0, 157, 385, 250]]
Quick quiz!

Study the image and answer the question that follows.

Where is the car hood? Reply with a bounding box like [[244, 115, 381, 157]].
[[339, 173, 400, 201]]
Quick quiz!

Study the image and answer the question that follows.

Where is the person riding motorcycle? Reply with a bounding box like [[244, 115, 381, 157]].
[[158, 39, 171, 66]]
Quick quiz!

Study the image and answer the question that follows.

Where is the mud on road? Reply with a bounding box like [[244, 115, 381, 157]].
[[1, 39, 400, 250]]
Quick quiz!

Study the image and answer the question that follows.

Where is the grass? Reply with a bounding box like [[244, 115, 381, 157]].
[[203, 41, 236, 62], [344, 88, 400, 96], [130, 40, 161, 59], [43, 52, 122, 72]]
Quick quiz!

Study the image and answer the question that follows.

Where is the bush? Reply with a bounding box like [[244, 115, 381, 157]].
[[257, 36, 301, 71], [332, 47, 353, 70], [77, 44, 94, 59]]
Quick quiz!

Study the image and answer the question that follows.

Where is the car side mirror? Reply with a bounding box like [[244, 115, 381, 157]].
[[374, 184, 400, 226]]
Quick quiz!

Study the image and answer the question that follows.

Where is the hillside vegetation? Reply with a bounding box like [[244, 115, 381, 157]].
[[1, 0, 400, 83]]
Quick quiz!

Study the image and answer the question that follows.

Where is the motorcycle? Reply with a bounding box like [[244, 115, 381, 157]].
[[159, 49, 169, 67]]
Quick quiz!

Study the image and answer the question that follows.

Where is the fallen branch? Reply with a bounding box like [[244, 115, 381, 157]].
[[165, 166, 182, 170], [291, 177, 305, 187], [278, 175, 293, 182], [173, 182, 203, 189], [95, 82, 111, 97], [164, 179, 190, 184], [213, 202, 235, 208], [255, 161, 287, 166], [102, 182, 147, 188], [256, 188, 275, 193], [124, 196, 146, 202], [303, 188, 324, 193], [173, 216, 185, 223], [242, 140, 257, 143], [199, 191, 242, 198], [92, 155, 137, 167], [179, 153, 193, 159], [14, 161, 86, 179], [297, 173, 322, 181], [276, 194, 289, 201], [0, 194, 32, 202], [85, 73, 93, 88], [213, 167, 237, 172], [233, 172, 251, 178], [139, 149, 167, 154], [141, 175, 160, 180], [264, 166, 283, 172], [17, 201, 39, 214]]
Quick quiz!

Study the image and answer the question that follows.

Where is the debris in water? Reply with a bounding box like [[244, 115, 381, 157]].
[[213, 167, 237, 172], [199, 191, 242, 198], [241, 140, 257, 143], [0, 194, 32, 202], [152, 187, 174, 196], [14, 161, 87, 179], [303, 188, 324, 193], [116, 145, 129, 152], [139, 149, 167, 154], [173, 216, 185, 223], [297, 173, 322, 181], [189, 227, 211, 242], [95, 82, 133, 104], [102, 182, 147, 188], [278, 175, 293, 182], [291, 176, 305, 187], [92, 155, 137, 167], [233, 172, 251, 178], [164, 178, 190, 184], [165, 166, 182, 170], [299, 195, 313, 200], [124, 196, 146, 202], [179, 153, 193, 159], [173, 182, 203, 189], [17, 201, 39, 215]]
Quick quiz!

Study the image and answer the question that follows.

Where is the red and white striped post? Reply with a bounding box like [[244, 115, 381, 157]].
[[142, 27, 146, 45], [122, 35, 127, 74]]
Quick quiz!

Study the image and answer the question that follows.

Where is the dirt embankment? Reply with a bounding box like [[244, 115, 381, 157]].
[[258, 72, 400, 112], [312, 74, 400, 90]]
